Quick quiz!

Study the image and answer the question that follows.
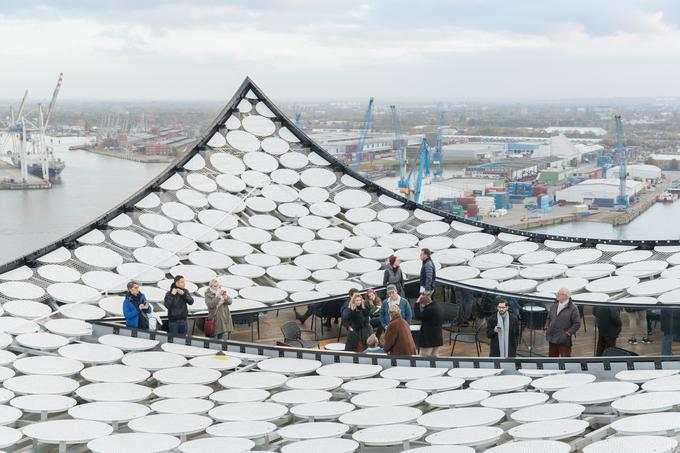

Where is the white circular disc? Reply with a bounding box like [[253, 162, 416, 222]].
[[23, 420, 113, 445], [242, 115, 276, 136], [37, 247, 71, 264], [3, 300, 51, 319], [59, 343, 124, 364], [302, 206, 336, 223], [566, 263, 616, 279], [334, 189, 372, 209], [453, 233, 496, 251], [300, 168, 337, 188], [300, 187, 330, 204], [4, 374, 78, 395], [107, 213, 132, 228], [122, 352, 187, 371], [243, 151, 278, 173], [226, 130, 260, 152], [210, 153, 246, 175], [554, 248, 602, 266], [280, 151, 309, 169], [47, 282, 101, 304], [611, 249, 653, 265], [262, 136, 290, 155], [87, 433, 181, 453], [37, 264, 81, 283], [80, 364, 150, 383]]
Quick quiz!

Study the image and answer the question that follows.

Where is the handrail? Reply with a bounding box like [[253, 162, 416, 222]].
[[91, 319, 679, 371]]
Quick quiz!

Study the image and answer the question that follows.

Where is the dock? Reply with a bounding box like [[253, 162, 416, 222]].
[[0, 161, 50, 190], [83, 148, 177, 163]]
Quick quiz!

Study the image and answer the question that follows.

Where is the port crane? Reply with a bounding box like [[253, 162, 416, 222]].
[[405, 137, 431, 203], [390, 105, 409, 194], [432, 111, 445, 181], [614, 114, 628, 207], [349, 97, 374, 172], [4, 73, 63, 182]]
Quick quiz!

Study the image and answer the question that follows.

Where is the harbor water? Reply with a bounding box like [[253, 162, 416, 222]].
[[1, 141, 679, 267], [533, 201, 680, 240], [0, 137, 167, 264]]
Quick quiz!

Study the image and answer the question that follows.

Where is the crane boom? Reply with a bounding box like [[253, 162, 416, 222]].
[[413, 138, 430, 203], [614, 115, 627, 206], [43, 72, 63, 130], [351, 97, 374, 171], [390, 105, 408, 191], [14, 90, 29, 122], [432, 111, 444, 180]]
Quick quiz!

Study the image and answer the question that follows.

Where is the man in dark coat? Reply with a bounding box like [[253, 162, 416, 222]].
[[414, 295, 443, 356], [661, 308, 680, 355], [163, 275, 194, 336], [487, 299, 520, 358], [593, 305, 622, 356], [419, 248, 436, 296], [544, 288, 581, 357]]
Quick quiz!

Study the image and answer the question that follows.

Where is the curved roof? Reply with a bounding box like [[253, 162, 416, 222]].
[[2, 77, 680, 312]]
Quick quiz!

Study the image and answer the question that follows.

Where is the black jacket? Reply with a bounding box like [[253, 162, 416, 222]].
[[163, 288, 194, 321], [661, 308, 680, 335], [420, 258, 436, 293], [593, 306, 622, 338], [345, 306, 371, 352], [383, 266, 405, 297], [414, 301, 443, 348], [486, 313, 520, 357]]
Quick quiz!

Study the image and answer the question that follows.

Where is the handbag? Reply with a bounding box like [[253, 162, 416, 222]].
[[204, 317, 216, 337]]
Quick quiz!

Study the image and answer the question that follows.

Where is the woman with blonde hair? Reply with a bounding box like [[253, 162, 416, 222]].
[[344, 293, 371, 352], [204, 279, 233, 339]]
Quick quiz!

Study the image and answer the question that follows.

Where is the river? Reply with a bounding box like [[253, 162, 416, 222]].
[[0, 137, 167, 264], [533, 201, 680, 240]]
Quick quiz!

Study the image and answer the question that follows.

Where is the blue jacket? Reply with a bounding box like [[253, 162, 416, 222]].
[[379, 297, 413, 327], [123, 293, 151, 328]]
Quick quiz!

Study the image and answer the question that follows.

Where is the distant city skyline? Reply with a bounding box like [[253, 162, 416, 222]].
[[3, 0, 680, 101]]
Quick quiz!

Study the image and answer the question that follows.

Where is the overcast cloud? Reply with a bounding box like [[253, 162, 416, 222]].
[[3, 0, 680, 100]]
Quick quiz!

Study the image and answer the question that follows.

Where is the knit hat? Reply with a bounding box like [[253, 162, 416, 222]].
[[388, 255, 397, 266], [386, 284, 398, 293]]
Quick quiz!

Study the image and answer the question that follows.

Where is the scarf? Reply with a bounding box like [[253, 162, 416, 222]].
[[129, 292, 148, 329], [210, 287, 224, 302], [556, 301, 568, 316], [497, 312, 509, 358]]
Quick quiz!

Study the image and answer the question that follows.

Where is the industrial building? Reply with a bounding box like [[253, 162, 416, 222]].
[[555, 178, 644, 204], [538, 168, 573, 185], [544, 126, 608, 136], [465, 159, 538, 180], [533, 134, 604, 160], [607, 164, 662, 182], [440, 143, 504, 161], [309, 130, 420, 157]]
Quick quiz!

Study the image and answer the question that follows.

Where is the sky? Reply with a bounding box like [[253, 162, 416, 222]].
[[4, 0, 680, 101]]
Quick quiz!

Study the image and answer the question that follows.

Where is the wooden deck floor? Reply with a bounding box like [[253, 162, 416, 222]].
[[221, 304, 667, 357]]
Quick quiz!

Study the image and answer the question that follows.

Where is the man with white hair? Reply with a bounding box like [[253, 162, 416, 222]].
[[544, 287, 581, 357]]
